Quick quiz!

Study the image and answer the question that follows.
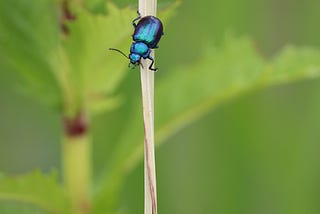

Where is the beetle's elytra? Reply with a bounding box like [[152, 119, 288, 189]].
[[109, 11, 164, 71], [133, 16, 163, 49]]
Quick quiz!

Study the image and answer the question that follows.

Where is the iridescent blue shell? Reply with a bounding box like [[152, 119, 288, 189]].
[[133, 16, 163, 49]]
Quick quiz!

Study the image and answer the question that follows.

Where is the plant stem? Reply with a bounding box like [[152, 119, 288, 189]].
[[63, 113, 91, 214], [138, 0, 158, 214]]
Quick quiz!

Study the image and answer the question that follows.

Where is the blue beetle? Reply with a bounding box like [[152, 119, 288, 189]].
[[109, 11, 164, 71]]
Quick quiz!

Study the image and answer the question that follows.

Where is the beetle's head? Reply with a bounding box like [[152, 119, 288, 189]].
[[129, 53, 141, 64], [108, 47, 142, 70]]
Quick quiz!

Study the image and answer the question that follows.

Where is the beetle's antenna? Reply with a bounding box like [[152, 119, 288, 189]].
[[109, 48, 129, 59]]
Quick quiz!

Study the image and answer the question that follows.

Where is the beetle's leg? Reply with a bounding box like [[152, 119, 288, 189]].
[[148, 56, 158, 72], [138, 60, 144, 69], [132, 11, 141, 28]]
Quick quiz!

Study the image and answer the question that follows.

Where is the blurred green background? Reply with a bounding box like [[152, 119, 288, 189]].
[[1, 0, 320, 213]]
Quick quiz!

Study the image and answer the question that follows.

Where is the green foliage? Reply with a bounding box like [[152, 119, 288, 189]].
[[93, 37, 320, 212], [0, 0, 61, 106], [0, 171, 70, 214], [1, 0, 320, 213], [263, 46, 320, 84], [61, 3, 137, 116], [155, 38, 320, 147], [0, 0, 139, 116]]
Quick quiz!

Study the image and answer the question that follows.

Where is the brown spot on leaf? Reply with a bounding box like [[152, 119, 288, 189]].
[[60, 1, 76, 35]]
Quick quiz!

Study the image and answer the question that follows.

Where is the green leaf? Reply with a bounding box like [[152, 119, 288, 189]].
[[262, 46, 320, 85], [123, 37, 320, 172], [0, 171, 71, 214], [0, 0, 154, 116], [0, 0, 62, 107], [61, 3, 138, 115], [88, 94, 123, 116], [93, 36, 320, 210]]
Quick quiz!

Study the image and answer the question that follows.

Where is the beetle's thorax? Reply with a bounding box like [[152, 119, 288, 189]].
[[130, 42, 150, 58]]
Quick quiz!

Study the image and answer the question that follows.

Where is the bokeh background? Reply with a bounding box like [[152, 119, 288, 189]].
[[1, 0, 320, 213]]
